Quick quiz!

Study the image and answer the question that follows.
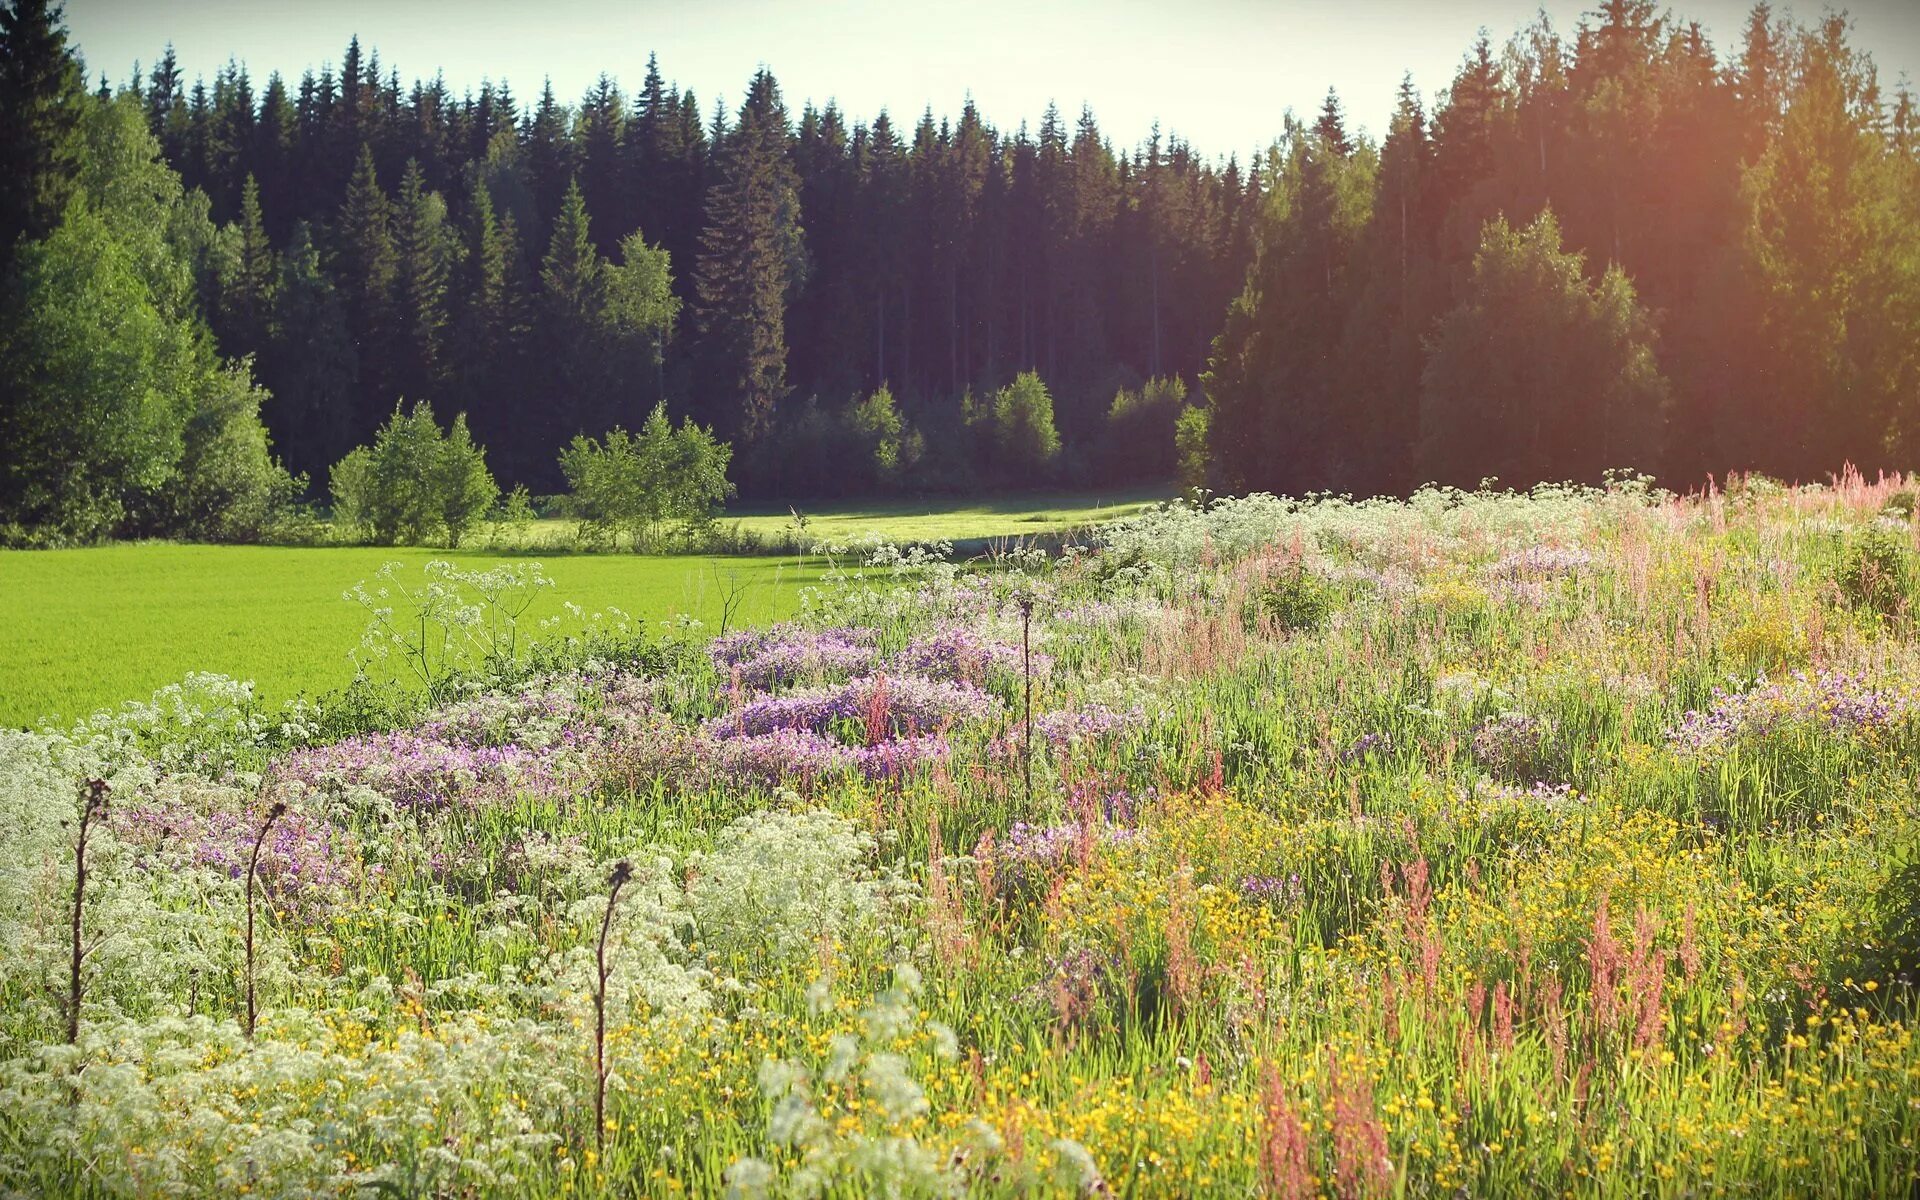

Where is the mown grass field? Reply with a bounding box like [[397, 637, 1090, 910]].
[[0, 545, 823, 726], [0, 491, 1168, 728], [720, 488, 1170, 545], [444, 488, 1171, 551]]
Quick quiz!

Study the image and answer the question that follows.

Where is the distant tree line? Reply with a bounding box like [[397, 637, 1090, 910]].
[[103, 34, 1253, 496], [1202, 2, 1920, 495]]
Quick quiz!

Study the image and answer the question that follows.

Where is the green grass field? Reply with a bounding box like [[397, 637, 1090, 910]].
[[721, 488, 1170, 544], [0, 490, 1167, 727], [0, 545, 823, 727], [437, 487, 1171, 550]]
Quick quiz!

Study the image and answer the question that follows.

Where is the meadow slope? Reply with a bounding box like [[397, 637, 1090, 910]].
[[3, 477, 1919, 1197]]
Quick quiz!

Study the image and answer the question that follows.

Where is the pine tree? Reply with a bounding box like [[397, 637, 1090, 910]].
[[265, 220, 358, 482], [541, 176, 608, 441], [1420, 211, 1668, 486], [575, 73, 625, 250], [222, 173, 277, 348]]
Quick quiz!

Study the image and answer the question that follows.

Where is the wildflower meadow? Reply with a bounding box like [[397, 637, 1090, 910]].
[[4, 474, 1920, 1198]]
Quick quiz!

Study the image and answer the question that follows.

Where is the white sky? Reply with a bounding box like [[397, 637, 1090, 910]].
[[63, 0, 1920, 165]]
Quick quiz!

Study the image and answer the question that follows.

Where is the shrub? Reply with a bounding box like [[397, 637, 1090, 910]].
[[967, 371, 1060, 481], [434, 413, 499, 548], [1097, 376, 1186, 482], [844, 385, 923, 490], [1174, 404, 1211, 496], [1836, 524, 1914, 619], [559, 402, 734, 552], [1245, 566, 1335, 633], [327, 402, 498, 546]]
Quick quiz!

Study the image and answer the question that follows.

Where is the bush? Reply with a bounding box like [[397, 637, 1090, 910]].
[[559, 402, 734, 552], [327, 402, 498, 546], [966, 371, 1061, 482], [150, 361, 306, 542], [1244, 566, 1335, 633], [1097, 376, 1186, 482], [844, 385, 923, 490], [1175, 404, 1211, 497], [1836, 524, 1914, 619], [435, 413, 499, 548]]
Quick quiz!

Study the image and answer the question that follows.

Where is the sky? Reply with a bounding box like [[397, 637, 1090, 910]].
[[61, 0, 1920, 165]]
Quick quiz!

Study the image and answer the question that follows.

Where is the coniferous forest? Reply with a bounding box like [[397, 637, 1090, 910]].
[[4, 0, 1920, 542]]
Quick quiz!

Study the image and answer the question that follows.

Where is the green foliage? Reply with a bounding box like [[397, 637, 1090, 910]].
[[153, 361, 308, 542], [435, 413, 500, 549], [968, 371, 1061, 482], [844, 385, 923, 490], [1174, 403, 1211, 497], [0, 0, 86, 260], [559, 403, 735, 551], [1836, 524, 1915, 619], [693, 70, 802, 443], [1243, 564, 1336, 633], [1097, 376, 1187, 482], [0, 203, 194, 542], [1419, 211, 1670, 488], [0, 94, 294, 545], [329, 402, 498, 546]]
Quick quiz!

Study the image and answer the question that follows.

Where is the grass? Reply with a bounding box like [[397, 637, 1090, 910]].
[[423, 487, 1175, 551], [0, 491, 1170, 727], [721, 487, 1174, 544], [0, 544, 821, 726]]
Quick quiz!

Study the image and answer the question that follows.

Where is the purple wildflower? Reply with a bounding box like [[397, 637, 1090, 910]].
[[708, 624, 879, 689], [1668, 670, 1914, 753], [116, 802, 356, 901], [1034, 702, 1147, 747], [1239, 873, 1305, 908], [705, 674, 1001, 739]]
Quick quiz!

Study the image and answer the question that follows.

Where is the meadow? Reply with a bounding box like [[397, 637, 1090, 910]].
[[3, 475, 1920, 1198]]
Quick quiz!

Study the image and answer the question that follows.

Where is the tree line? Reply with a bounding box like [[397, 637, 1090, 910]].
[[107, 33, 1256, 496], [1202, 2, 1920, 496]]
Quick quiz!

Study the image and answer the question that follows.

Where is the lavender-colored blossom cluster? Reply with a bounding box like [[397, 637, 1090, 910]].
[[1034, 701, 1148, 746], [1239, 873, 1305, 908], [1341, 732, 1394, 763], [1470, 711, 1554, 779], [274, 731, 584, 811], [705, 674, 1001, 739], [1668, 670, 1915, 753], [116, 801, 356, 899], [891, 625, 1045, 684], [708, 624, 880, 689]]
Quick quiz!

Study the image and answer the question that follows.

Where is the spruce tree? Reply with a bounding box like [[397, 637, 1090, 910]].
[[693, 69, 801, 442], [222, 173, 277, 349], [0, 0, 86, 266], [392, 156, 450, 403], [334, 142, 397, 421], [541, 176, 608, 441]]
